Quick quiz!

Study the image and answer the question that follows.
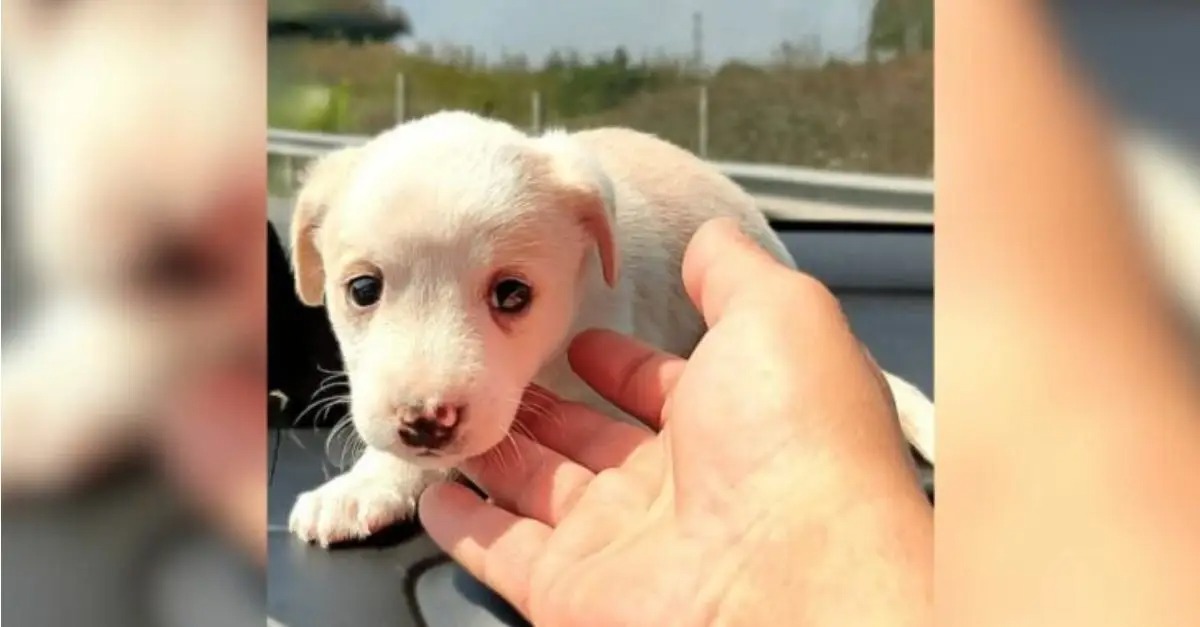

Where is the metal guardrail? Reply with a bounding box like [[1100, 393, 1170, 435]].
[[268, 128, 934, 213]]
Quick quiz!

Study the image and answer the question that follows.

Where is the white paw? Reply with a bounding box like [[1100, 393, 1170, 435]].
[[288, 472, 421, 547], [1, 388, 140, 495]]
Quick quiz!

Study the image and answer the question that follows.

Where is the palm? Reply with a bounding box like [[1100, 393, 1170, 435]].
[[531, 490, 706, 627], [425, 306, 831, 626]]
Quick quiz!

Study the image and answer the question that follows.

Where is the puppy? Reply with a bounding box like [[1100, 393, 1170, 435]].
[[1121, 130, 1200, 327], [286, 111, 938, 546], [1, 0, 263, 491]]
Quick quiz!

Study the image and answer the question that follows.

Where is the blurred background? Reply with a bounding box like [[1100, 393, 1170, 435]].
[[267, 0, 934, 197]]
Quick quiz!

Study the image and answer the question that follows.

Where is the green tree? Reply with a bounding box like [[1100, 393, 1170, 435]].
[[270, 0, 387, 16], [869, 0, 933, 54]]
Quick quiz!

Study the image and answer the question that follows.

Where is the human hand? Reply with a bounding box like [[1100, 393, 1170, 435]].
[[419, 218, 932, 627]]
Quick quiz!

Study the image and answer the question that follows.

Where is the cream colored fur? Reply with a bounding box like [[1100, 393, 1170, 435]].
[[1121, 130, 1200, 325], [287, 111, 937, 546], [1, 0, 261, 492]]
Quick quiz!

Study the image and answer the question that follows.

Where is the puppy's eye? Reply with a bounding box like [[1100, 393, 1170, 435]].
[[347, 275, 382, 307], [133, 237, 225, 297], [489, 278, 532, 314]]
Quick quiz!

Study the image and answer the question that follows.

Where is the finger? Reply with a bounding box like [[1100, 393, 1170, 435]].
[[419, 481, 551, 618], [567, 329, 685, 430], [459, 431, 597, 526], [857, 344, 925, 469], [515, 392, 657, 475], [681, 217, 799, 327], [858, 342, 897, 415]]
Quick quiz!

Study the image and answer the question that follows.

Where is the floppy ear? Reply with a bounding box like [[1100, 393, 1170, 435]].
[[533, 132, 619, 288], [290, 147, 361, 306]]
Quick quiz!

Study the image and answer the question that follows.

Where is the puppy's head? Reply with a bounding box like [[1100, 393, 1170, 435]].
[[6, 0, 262, 293], [292, 112, 617, 467], [4, 0, 264, 386]]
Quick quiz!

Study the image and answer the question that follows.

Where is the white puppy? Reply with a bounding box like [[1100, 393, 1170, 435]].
[[287, 111, 937, 546], [1, 0, 262, 491]]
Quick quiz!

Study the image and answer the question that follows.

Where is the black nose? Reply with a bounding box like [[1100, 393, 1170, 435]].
[[398, 405, 463, 449], [398, 419, 455, 449]]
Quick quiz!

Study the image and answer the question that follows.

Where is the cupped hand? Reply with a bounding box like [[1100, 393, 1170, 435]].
[[419, 218, 932, 627]]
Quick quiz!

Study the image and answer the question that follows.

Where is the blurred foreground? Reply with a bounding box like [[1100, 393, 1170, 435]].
[[935, 2, 1200, 625], [2, 1, 267, 625]]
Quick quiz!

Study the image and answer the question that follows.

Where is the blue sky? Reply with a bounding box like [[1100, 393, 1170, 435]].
[[388, 0, 876, 66]]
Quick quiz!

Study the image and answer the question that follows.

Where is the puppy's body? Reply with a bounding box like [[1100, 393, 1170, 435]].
[[287, 112, 935, 546], [529, 127, 794, 414]]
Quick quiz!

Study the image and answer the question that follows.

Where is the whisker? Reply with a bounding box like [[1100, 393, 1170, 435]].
[[500, 432, 519, 474], [510, 419, 537, 444], [522, 384, 556, 400], [510, 419, 546, 468], [315, 395, 350, 426], [325, 416, 365, 471], [294, 394, 340, 421], [294, 394, 349, 427], [312, 377, 349, 399], [516, 399, 566, 442]]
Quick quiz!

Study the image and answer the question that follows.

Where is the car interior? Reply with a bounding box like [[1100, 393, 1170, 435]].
[[0, 199, 931, 627]]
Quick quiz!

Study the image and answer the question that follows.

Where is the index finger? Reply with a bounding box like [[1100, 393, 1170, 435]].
[[567, 330, 685, 430], [419, 482, 550, 618]]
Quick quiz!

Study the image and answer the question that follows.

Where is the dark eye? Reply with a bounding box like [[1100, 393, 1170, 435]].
[[133, 236, 224, 297], [347, 275, 382, 307], [490, 277, 532, 314]]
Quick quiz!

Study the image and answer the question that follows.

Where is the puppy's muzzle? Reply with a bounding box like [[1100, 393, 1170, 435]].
[[398, 404, 463, 450]]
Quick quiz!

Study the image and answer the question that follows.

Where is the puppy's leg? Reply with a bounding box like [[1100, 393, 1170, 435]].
[[288, 447, 446, 547], [1, 364, 148, 493], [882, 372, 936, 464], [1, 300, 157, 493]]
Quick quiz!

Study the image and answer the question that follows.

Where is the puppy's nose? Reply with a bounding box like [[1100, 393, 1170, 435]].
[[398, 405, 463, 449]]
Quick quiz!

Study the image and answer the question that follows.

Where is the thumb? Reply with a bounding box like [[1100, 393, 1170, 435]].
[[682, 217, 797, 327]]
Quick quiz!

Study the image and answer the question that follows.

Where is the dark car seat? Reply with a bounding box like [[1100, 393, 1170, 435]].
[[268, 222, 348, 429]]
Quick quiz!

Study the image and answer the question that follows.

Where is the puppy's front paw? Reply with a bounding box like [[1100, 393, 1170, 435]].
[[288, 472, 421, 547], [1, 388, 141, 495]]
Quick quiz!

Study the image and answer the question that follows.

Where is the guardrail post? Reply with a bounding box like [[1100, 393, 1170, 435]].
[[530, 90, 542, 134], [394, 72, 407, 123], [697, 83, 709, 158], [398, 72, 412, 123], [281, 155, 295, 191], [904, 22, 922, 55]]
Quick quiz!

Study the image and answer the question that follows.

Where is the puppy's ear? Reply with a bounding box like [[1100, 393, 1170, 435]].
[[290, 146, 362, 306], [534, 132, 619, 287]]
